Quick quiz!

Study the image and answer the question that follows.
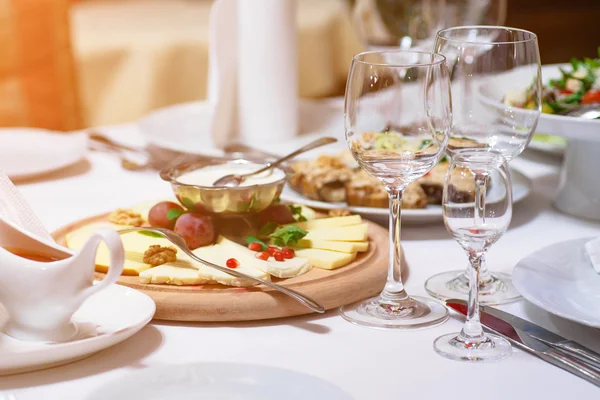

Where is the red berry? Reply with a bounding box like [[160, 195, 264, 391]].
[[273, 251, 285, 262], [282, 247, 295, 259], [226, 258, 239, 269], [248, 242, 262, 251], [267, 246, 279, 256], [256, 252, 269, 261]]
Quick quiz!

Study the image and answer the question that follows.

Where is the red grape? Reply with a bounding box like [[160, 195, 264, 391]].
[[257, 205, 295, 226], [148, 201, 185, 229], [174, 213, 216, 249]]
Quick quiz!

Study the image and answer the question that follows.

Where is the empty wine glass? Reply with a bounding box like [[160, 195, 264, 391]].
[[434, 151, 512, 361], [340, 50, 452, 329], [424, 26, 542, 305]]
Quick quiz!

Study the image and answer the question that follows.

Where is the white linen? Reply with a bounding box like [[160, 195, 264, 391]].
[[4, 126, 600, 399]]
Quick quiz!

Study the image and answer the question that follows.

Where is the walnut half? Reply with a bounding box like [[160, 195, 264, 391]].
[[108, 209, 144, 227], [143, 245, 177, 266], [328, 209, 351, 217]]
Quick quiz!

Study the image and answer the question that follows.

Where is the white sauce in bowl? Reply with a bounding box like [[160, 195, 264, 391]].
[[176, 163, 286, 187]]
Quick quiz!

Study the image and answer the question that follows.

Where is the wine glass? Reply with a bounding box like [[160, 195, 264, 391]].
[[346, 0, 506, 52], [424, 26, 541, 304], [434, 151, 512, 361], [340, 50, 452, 329]]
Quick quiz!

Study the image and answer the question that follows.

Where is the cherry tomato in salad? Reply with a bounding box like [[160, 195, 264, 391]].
[[226, 258, 239, 269], [256, 251, 270, 261], [282, 248, 295, 259], [559, 89, 573, 96], [582, 90, 600, 104], [248, 242, 262, 251], [273, 251, 285, 262]]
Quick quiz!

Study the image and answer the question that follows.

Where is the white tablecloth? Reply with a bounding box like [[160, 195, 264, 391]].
[[2, 125, 600, 399]]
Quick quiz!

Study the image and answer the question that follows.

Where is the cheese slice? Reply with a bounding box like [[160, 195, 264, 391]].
[[295, 238, 369, 253], [217, 236, 312, 278], [291, 215, 362, 230], [305, 224, 368, 242], [193, 243, 270, 286], [294, 248, 357, 270], [139, 265, 206, 285]]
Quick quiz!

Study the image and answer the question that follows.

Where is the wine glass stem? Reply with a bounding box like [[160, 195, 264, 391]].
[[459, 253, 485, 341], [381, 187, 411, 304]]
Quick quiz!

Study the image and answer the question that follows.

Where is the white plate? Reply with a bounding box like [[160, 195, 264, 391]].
[[0, 129, 88, 180], [87, 362, 353, 400], [528, 135, 567, 156], [513, 238, 600, 329], [478, 64, 600, 142], [138, 100, 345, 156], [281, 167, 532, 224], [0, 284, 155, 375]]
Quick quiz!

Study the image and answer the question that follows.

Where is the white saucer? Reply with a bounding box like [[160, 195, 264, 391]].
[[0, 129, 88, 180], [87, 362, 353, 400], [282, 167, 532, 225], [513, 237, 600, 329], [0, 284, 155, 375]]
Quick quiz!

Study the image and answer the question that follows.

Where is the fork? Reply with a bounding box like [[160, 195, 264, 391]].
[[117, 227, 325, 314]]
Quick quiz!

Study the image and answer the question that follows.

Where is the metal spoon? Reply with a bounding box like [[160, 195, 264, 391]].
[[213, 137, 337, 187], [560, 103, 600, 120], [117, 227, 325, 314]]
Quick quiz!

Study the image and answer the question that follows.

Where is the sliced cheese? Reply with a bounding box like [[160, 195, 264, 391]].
[[139, 265, 207, 285], [217, 236, 312, 278], [305, 224, 368, 242], [291, 215, 362, 230], [295, 238, 369, 253], [193, 243, 270, 286], [66, 223, 152, 275], [294, 248, 357, 270]]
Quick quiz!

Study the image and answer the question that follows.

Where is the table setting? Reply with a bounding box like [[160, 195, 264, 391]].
[[0, 0, 599, 399]]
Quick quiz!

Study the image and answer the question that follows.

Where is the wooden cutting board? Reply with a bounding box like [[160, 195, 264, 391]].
[[52, 214, 389, 322]]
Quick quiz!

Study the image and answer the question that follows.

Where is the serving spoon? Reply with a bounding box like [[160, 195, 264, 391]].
[[560, 103, 600, 120], [213, 137, 337, 187], [117, 227, 325, 314]]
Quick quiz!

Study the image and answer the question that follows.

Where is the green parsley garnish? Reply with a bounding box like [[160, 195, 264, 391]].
[[269, 225, 308, 247], [288, 204, 307, 222], [166, 208, 185, 221]]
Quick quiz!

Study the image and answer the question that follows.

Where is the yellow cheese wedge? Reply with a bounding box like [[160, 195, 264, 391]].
[[291, 215, 362, 230], [295, 238, 369, 253], [305, 224, 368, 242], [294, 248, 357, 270], [139, 265, 207, 285], [217, 236, 312, 278]]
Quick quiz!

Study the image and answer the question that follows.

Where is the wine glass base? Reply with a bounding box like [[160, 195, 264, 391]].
[[424, 270, 522, 305], [433, 332, 512, 362], [339, 295, 449, 330]]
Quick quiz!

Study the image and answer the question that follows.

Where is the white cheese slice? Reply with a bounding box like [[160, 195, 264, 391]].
[[292, 215, 362, 230], [305, 224, 368, 242], [217, 236, 312, 278], [139, 265, 206, 285], [295, 238, 369, 253], [193, 243, 271, 286], [585, 237, 600, 273], [294, 248, 357, 270]]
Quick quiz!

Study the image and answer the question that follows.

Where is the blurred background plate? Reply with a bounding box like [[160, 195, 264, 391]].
[[0, 129, 88, 180], [282, 167, 532, 225], [87, 362, 354, 400]]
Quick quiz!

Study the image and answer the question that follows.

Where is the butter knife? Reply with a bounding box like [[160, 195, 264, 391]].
[[447, 300, 600, 387]]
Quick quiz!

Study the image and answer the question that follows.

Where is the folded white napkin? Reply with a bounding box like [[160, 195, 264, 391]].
[[207, 0, 298, 147], [585, 237, 600, 273], [0, 170, 53, 242]]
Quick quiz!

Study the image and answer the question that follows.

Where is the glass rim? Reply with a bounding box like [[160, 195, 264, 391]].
[[436, 25, 538, 45], [352, 50, 446, 68]]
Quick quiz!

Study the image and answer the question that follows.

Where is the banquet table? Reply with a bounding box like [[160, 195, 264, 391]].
[[2, 124, 600, 399]]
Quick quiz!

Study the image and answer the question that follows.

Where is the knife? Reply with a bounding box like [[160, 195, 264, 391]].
[[479, 303, 600, 371], [446, 300, 600, 387]]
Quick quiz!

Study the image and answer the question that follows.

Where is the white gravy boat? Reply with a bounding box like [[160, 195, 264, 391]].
[[0, 217, 124, 342]]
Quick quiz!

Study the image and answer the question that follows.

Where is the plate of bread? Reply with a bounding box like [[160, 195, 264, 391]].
[[281, 150, 532, 224]]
